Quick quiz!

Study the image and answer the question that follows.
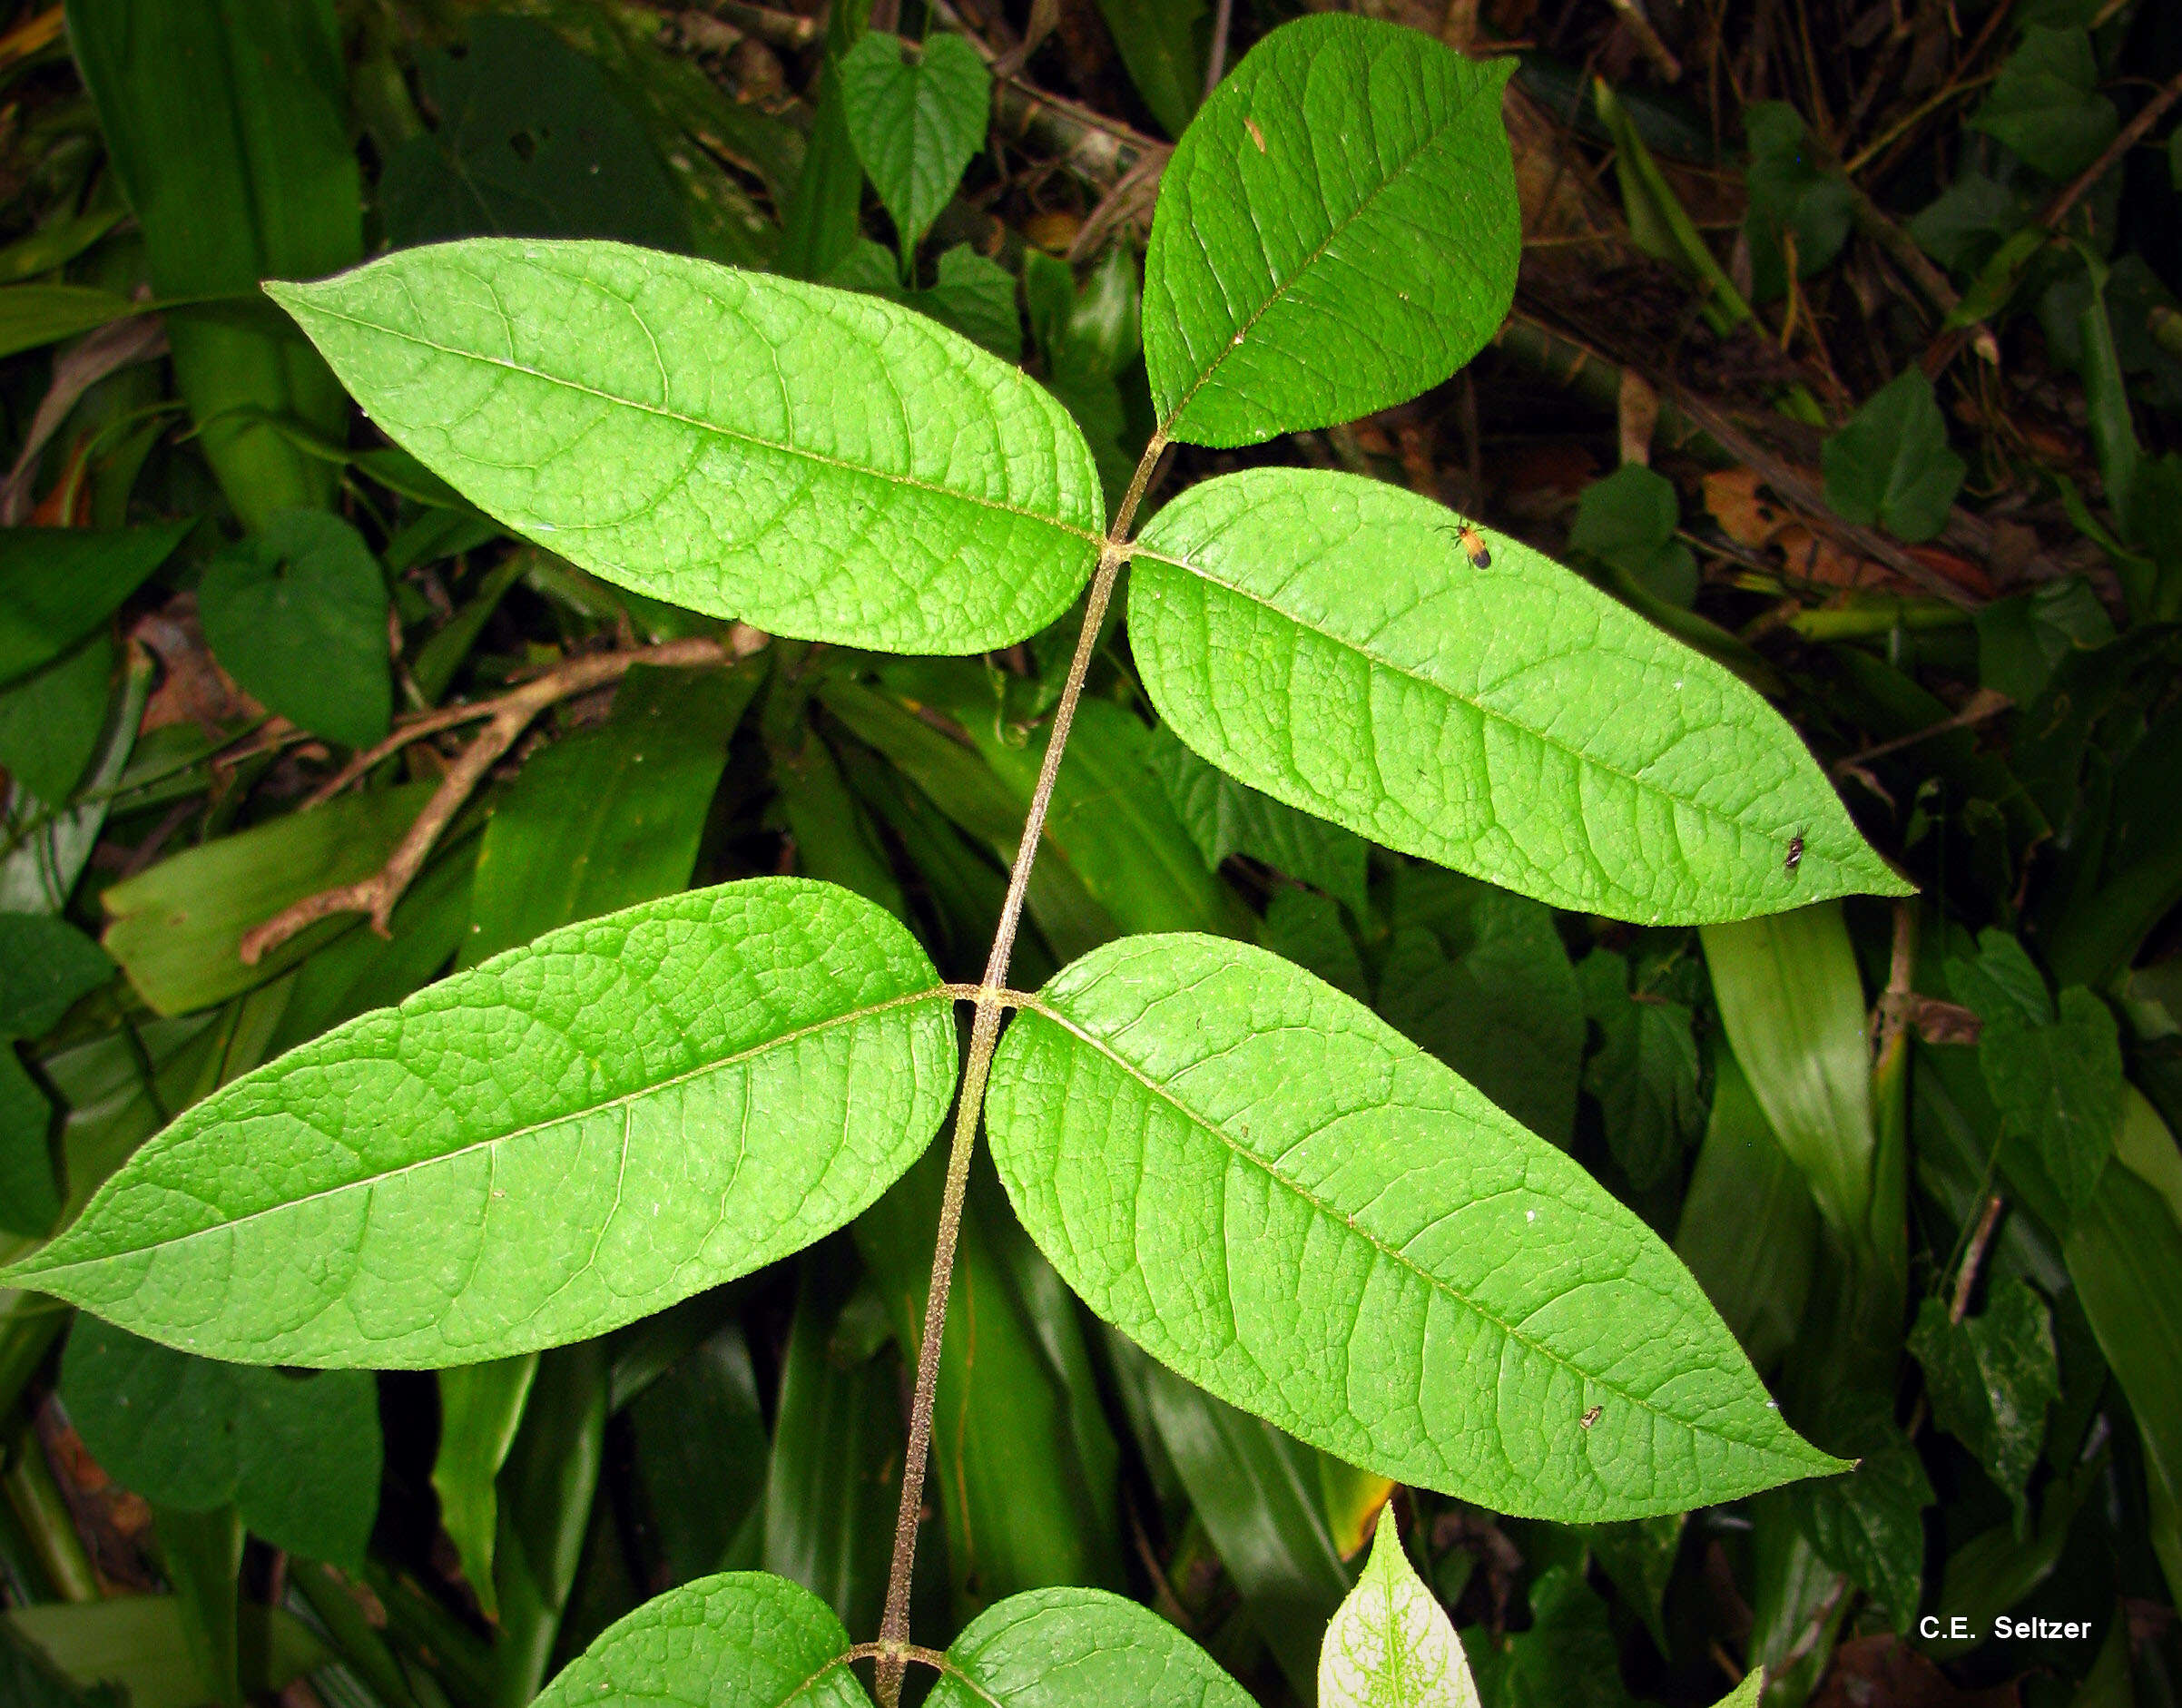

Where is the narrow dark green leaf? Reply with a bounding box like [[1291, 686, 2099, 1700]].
[[839, 32, 990, 260], [762, 1254, 902, 1639], [0, 635, 113, 807], [1089, 0, 1206, 139], [2063, 1090, 2182, 1608], [0, 284, 139, 359], [197, 511, 392, 751], [988, 935, 1843, 1521], [270, 240, 1103, 653], [1673, 1047, 1817, 1374], [496, 1340, 606, 1703], [929, 1585, 1253, 1708], [1908, 1281, 2058, 1527], [1125, 1344, 1352, 1697], [855, 1150, 1125, 1615], [0, 525, 187, 687], [431, 1354, 536, 1619], [5, 1600, 327, 1708], [0, 1050, 62, 1240], [1820, 370, 1965, 544], [1133, 470, 1908, 921], [8, 880, 959, 1367], [66, 0, 359, 525], [1144, 17, 1518, 446], [61, 1318, 379, 1566], [629, 1324, 769, 1583]]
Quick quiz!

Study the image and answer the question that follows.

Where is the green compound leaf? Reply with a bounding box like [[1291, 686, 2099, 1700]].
[[1143, 17, 1518, 447], [1320, 1517, 1478, 1708], [1130, 469, 1908, 923], [531, 1572, 870, 1708], [270, 240, 1102, 653], [838, 32, 991, 260], [5, 879, 958, 1368], [928, 1586, 1254, 1708], [985, 934, 1843, 1522]]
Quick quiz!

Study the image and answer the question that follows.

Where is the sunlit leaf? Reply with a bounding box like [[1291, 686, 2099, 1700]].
[[271, 240, 1102, 653], [6, 880, 959, 1367], [1320, 1516, 1479, 1708], [1132, 469, 1908, 922], [987, 934, 1843, 1521], [1143, 17, 1518, 447]]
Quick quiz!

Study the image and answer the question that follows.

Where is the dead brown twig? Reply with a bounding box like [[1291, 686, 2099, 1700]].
[[237, 627, 768, 967]]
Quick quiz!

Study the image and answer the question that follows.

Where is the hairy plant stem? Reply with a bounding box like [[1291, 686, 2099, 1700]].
[[872, 431, 1168, 1704]]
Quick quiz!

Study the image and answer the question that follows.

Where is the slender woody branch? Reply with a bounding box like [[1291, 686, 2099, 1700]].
[[238, 627, 767, 965], [872, 431, 1169, 1707]]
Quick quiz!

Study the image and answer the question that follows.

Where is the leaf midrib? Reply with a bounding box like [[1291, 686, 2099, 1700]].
[[1129, 543, 1813, 884], [284, 297, 1108, 549], [1020, 995, 1804, 1457], [21, 986, 956, 1277]]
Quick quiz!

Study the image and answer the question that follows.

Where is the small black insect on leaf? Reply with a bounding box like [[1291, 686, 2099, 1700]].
[[1580, 1404, 1603, 1430], [1784, 833, 1804, 876]]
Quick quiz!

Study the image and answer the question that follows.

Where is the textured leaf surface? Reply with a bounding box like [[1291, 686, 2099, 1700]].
[[986, 934, 1843, 1520], [1321, 1518, 1479, 1708], [530, 1572, 870, 1708], [7, 879, 958, 1367], [838, 33, 990, 257], [1131, 469, 1907, 922], [270, 239, 1101, 652], [1143, 17, 1518, 447], [0, 914, 113, 1038], [928, 1586, 1253, 1708]]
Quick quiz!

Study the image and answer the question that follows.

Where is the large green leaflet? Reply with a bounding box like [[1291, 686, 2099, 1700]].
[[1142, 16, 1519, 447], [1132, 469, 1908, 922], [529, 1572, 1252, 1708], [985, 935, 1843, 1521], [925, 1587, 1254, 1708], [531, 1573, 868, 1708], [4, 880, 958, 1368], [270, 240, 1103, 653]]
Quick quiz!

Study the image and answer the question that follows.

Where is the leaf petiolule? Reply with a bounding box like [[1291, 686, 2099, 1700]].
[[985, 935, 1845, 1522], [1131, 468, 1909, 922], [4, 879, 959, 1368], [1143, 15, 1519, 447], [269, 239, 1104, 654], [928, 1586, 1255, 1708], [1319, 1517, 1479, 1708], [531, 1572, 870, 1708]]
